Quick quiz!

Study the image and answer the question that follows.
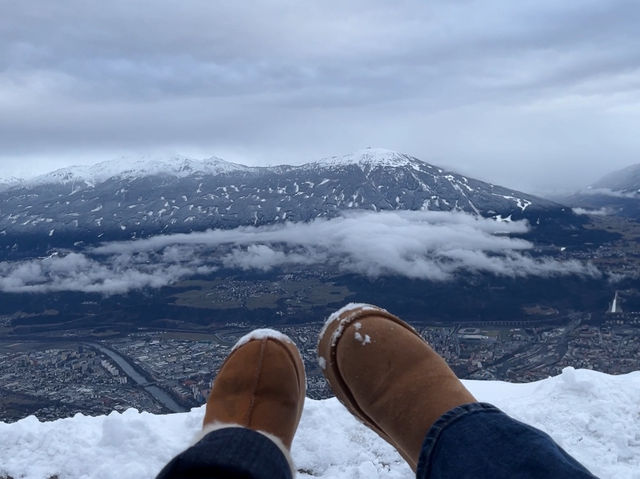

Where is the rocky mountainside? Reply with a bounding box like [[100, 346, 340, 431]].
[[0, 149, 587, 259], [564, 163, 640, 219]]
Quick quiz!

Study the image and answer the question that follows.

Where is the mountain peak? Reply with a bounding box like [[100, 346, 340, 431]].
[[309, 148, 423, 169]]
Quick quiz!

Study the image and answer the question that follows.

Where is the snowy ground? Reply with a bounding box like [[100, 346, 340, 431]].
[[1, 367, 639, 479]]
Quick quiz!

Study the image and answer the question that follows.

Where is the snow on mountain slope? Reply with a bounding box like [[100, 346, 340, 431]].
[[1, 368, 638, 479], [308, 148, 425, 169], [1, 148, 609, 264], [29, 155, 252, 186]]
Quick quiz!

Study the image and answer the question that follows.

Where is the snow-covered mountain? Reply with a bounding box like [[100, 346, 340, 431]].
[[1, 367, 637, 479], [563, 163, 640, 218], [0, 149, 585, 259], [29, 155, 252, 186]]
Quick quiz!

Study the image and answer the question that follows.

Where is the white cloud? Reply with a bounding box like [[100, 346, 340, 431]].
[[572, 207, 613, 216], [221, 245, 320, 272], [580, 188, 639, 199], [0, 252, 215, 294], [0, 211, 600, 295]]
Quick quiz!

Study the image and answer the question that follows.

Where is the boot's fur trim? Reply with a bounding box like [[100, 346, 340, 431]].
[[196, 422, 296, 477]]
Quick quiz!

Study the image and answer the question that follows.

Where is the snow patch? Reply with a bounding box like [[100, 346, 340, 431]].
[[318, 356, 326, 370], [232, 328, 294, 352], [319, 303, 380, 345], [495, 194, 533, 212], [494, 214, 513, 223], [323, 303, 387, 348]]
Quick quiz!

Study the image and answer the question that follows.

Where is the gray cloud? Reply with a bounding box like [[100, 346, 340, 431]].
[[0, 251, 215, 294], [0, 211, 599, 295], [0, 1, 639, 192]]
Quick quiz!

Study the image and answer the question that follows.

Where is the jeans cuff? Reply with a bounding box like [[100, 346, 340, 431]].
[[416, 402, 501, 477], [156, 426, 293, 479]]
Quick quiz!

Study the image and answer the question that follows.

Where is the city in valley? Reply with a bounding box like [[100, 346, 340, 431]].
[[1, 305, 638, 423]]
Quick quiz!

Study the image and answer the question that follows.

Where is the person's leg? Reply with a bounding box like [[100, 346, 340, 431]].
[[417, 403, 596, 478], [157, 329, 306, 479], [156, 426, 293, 479], [318, 303, 596, 478]]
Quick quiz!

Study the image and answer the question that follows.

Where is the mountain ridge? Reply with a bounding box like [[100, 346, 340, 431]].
[[27, 155, 252, 187], [0, 149, 595, 260], [5, 148, 561, 213], [3, 149, 423, 186]]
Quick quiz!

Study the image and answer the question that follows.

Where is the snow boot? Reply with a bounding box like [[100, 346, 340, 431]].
[[317, 303, 476, 471], [202, 329, 306, 461]]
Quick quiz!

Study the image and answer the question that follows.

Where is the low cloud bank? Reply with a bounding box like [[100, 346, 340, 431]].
[[0, 251, 215, 295], [582, 188, 639, 199], [0, 211, 599, 294], [572, 207, 612, 216]]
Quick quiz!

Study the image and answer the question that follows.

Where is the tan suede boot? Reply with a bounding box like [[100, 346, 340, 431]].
[[202, 329, 306, 459], [318, 303, 476, 471]]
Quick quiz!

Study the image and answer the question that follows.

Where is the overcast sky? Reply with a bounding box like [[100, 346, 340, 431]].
[[1, 0, 639, 193]]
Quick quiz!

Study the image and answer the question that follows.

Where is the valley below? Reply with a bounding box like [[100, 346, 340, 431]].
[[1, 248, 639, 422]]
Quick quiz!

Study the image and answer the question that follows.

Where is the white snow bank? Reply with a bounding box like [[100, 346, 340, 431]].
[[1, 367, 639, 479]]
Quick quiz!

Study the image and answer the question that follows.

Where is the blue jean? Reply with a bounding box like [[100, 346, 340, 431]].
[[156, 427, 293, 479], [156, 403, 597, 479], [417, 403, 596, 478]]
